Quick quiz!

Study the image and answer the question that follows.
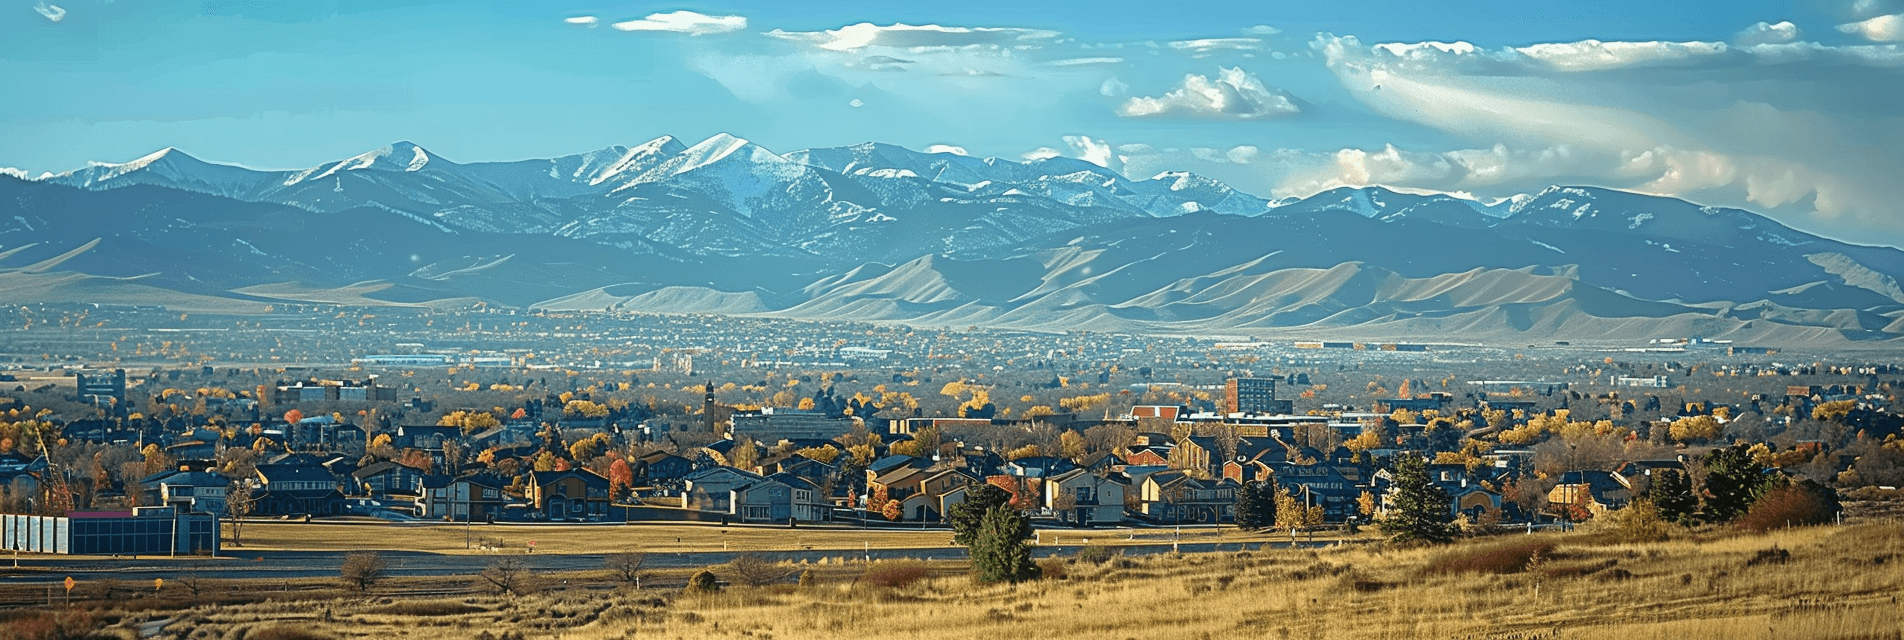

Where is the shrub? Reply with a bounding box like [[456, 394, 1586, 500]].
[[1745, 546, 1791, 567], [797, 569, 817, 587], [1424, 539, 1557, 575], [1593, 499, 1674, 543], [1036, 558, 1069, 581], [1735, 481, 1840, 533], [859, 561, 929, 589], [364, 601, 487, 616], [687, 570, 721, 593], [0, 610, 104, 640], [1075, 545, 1118, 565]]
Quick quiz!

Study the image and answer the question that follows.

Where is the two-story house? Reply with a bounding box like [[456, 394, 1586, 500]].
[[526, 469, 611, 521], [1045, 468, 1126, 526]]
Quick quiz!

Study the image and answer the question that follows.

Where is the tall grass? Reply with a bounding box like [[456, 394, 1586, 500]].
[[27, 523, 1903, 640]]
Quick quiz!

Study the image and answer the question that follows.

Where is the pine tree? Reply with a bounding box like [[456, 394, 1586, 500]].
[[1379, 454, 1456, 545], [1233, 479, 1278, 531], [969, 506, 1041, 584], [949, 483, 1013, 547], [1701, 444, 1770, 523], [1646, 468, 1698, 526]]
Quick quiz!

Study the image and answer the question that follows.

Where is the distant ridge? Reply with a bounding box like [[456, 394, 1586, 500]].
[[4, 137, 1902, 346]]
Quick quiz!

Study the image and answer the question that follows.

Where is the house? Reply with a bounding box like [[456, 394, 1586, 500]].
[[1120, 444, 1172, 467], [1076, 451, 1120, 474], [1004, 456, 1076, 479], [415, 474, 506, 521], [1423, 464, 1501, 522], [251, 463, 346, 517], [351, 461, 425, 498], [1613, 459, 1685, 494], [1548, 470, 1632, 516], [1171, 437, 1223, 477], [865, 455, 926, 482], [526, 469, 612, 521], [1265, 462, 1361, 522], [140, 470, 229, 515], [635, 452, 697, 486], [894, 468, 980, 522], [1139, 471, 1234, 524], [683, 466, 768, 513], [1045, 468, 1125, 526], [768, 472, 832, 522]]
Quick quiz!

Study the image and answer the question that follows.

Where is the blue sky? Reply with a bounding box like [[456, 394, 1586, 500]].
[[5, 0, 1904, 247]]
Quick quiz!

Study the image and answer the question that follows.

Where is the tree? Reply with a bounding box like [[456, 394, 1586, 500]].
[[607, 459, 635, 498], [1700, 444, 1771, 523], [224, 480, 255, 546], [1379, 454, 1456, 545], [949, 483, 1012, 547], [969, 506, 1040, 584], [1647, 468, 1698, 526], [1233, 480, 1277, 531], [605, 552, 645, 589], [729, 554, 797, 587], [340, 552, 388, 595], [479, 557, 533, 597], [880, 498, 904, 522]]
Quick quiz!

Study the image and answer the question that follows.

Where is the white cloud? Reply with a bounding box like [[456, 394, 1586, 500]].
[[1735, 21, 1800, 46], [925, 144, 968, 156], [765, 23, 1060, 52], [1242, 25, 1281, 36], [1022, 147, 1062, 161], [1099, 77, 1129, 96], [1063, 135, 1115, 168], [34, 1, 65, 22], [849, 98, 865, 108], [1512, 39, 1729, 72], [611, 11, 747, 36], [1046, 57, 1124, 67], [1168, 38, 1264, 57], [1303, 33, 1904, 238], [1837, 13, 1904, 41], [1119, 67, 1300, 119], [564, 15, 599, 28]]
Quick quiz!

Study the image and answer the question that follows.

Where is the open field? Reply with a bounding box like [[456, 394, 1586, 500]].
[[14, 522, 1900, 640], [226, 520, 1343, 555]]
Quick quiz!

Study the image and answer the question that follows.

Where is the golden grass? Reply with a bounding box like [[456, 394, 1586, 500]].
[[49, 523, 1904, 640], [228, 521, 1346, 554]]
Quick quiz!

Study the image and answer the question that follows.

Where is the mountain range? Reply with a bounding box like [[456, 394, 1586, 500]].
[[4, 134, 1903, 346]]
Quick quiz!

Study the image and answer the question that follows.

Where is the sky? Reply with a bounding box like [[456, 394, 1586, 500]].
[[4, 0, 1904, 248]]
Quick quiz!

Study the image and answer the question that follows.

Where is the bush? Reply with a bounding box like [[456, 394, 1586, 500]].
[[1595, 499, 1673, 543], [0, 610, 105, 640], [1423, 539, 1557, 575], [1745, 546, 1791, 567], [859, 561, 929, 589], [1736, 481, 1840, 533], [1036, 558, 1069, 581], [364, 601, 488, 616], [687, 570, 721, 593], [1074, 545, 1118, 565]]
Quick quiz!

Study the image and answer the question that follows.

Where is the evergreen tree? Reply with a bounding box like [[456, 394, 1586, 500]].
[[1379, 454, 1457, 545], [949, 483, 1012, 547], [969, 506, 1041, 583], [1700, 444, 1770, 523], [1233, 479, 1278, 531], [1647, 468, 1698, 526]]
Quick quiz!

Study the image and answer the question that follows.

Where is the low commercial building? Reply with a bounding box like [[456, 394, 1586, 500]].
[[1, 507, 218, 555]]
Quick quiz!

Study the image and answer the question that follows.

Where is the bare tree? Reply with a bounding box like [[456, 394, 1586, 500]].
[[604, 552, 646, 589], [224, 480, 255, 546], [340, 551, 389, 595], [728, 554, 796, 587], [479, 557, 534, 597]]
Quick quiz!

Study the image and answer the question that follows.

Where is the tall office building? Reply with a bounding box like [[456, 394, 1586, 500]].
[[1224, 377, 1280, 414]]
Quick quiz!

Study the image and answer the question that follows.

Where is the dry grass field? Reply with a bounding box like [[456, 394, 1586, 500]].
[[17, 521, 1899, 640], [228, 520, 1323, 554]]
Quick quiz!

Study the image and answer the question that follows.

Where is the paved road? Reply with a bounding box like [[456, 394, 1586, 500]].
[[0, 539, 1349, 584]]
